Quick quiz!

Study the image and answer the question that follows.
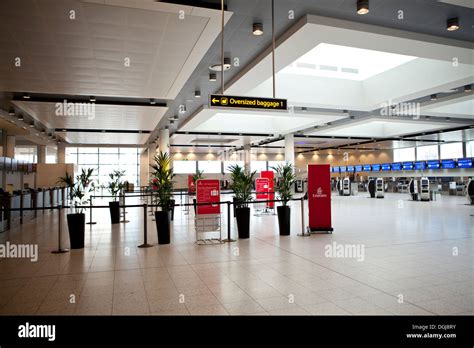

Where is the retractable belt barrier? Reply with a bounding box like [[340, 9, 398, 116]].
[[1, 195, 307, 252]]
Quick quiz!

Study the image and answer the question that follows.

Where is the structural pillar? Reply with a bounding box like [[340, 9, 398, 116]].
[[37, 145, 46, 164], [158, 128, 170, 156], [57, 144, 66, 164], [243, 144, 252, 172], [284, 134, 295, 165], [5, 135, 15, 158]]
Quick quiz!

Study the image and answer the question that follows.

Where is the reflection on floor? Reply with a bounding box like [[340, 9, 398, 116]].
[[0, 193, 472, 315]]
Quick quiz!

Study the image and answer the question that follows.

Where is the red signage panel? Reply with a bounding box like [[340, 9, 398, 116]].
[[188, 175, 196, 194], [307, 164, 333, 232], [196, 179, 220, 215], [260, 171, 274, 209], [255, 178, 269, 200]]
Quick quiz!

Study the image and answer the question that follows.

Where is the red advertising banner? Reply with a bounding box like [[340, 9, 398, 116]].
[[255, 178, 270, 200], [188, 175, 196, 194], [196, 179, 220, 215], [307, 164, 333, 232], [260, 171, 274, 208]]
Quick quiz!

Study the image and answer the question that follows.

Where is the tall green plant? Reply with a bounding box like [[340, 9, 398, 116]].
[[271, 162, 296, 206], [228, 164, 256, 208], [57, 172, 74, 202], [150, 151, 175, 212], [73, 168, 96, 213], [107, 170, 125, 201], [192, 169, 204, 183]]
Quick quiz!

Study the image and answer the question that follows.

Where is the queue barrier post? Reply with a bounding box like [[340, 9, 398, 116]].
[[222, 201, 235, 243], [51, 205, 69, 254], [120, 192, 129, 223], [138, 203, 153, 248], [298, 196, 310, 237], [86, 196, 97, 225]]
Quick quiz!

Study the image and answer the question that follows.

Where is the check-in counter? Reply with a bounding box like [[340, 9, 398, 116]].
[[9, 194, 21, 227], [51, 188, 58, 207], [32, 190, 44, 218], [43, 188, 51, 209], [21, 192, 33, 221]]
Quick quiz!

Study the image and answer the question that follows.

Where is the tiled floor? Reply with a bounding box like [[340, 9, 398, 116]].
[[0, 192, 472, 315]]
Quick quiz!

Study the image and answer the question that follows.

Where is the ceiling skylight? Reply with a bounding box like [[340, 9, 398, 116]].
[[280, 43, 417, 81]]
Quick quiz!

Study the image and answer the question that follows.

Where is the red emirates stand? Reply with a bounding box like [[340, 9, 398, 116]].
[[260, 171, 274, 209], [255, 178, 270, 200], [305, 164, 333, 235], [196, 179, 220, 215]]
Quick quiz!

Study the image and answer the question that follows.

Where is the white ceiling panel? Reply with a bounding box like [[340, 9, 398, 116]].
[[13, 101, 168, 131], [180, 107, 348, 135], [226, 15, 473, 112], [308, 118, 465, 138], [58, 131, 149, 145], [0, 0, 232, 99]]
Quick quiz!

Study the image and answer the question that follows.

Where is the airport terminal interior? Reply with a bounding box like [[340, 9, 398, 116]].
[[0, 0, 473, 317]]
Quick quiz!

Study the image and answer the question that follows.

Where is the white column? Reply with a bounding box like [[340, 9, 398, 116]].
[[37, 145, 46, 164], [6, 135, 15, 158], [57, 144, 66, 163], [243, 144, 251, 172], [158, 128, 170, 155], [284, 134, 295, 165]]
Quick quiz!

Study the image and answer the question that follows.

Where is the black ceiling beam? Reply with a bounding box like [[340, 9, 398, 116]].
[[55, 128, 150, 134], [173, 131, 274, 137], [12, 95, 167, 108], [170, 144, 236, 148], [160, 0, 227, 11]]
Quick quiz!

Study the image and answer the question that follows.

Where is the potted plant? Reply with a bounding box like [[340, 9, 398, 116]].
[[106, 170, 125, 224], [150, 152, 175, 244], [59, 168, 95, 249], [229, 164, 256, 239], [272, 163, 296, 236]]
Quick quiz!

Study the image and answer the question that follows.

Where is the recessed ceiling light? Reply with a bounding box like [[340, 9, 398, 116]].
[[209, 58, 231, 72], [8, 109, 15, 115], [430, 94, 437, 101], [173, 115, 179, 120], [446, 18, 460, 31], [357, 0, 369, 15], [18, 115, 24, 120], [209, 73, 217, 82], [465, 85, 472, 92], [150, 99, 156, 105], [90, 96, 96, 102], [195, 90, 201, 98], [170, 120, 175, 125], [23, 94, 30, 99], [253, 23, 263, 36], [62, 129, 67, 132], [22, 126, 26, 130], [41, 130, 45, 134], [29, 122, 35, 128]]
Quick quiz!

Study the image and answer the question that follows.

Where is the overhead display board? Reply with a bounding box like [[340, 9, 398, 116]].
[[457, 158, 473, 168], [427, 160, 440, 170], [415, 161, 426, 170], [363, 165, 372, 172], [210, 94, 287, 111], [441, 159, 456, 169]]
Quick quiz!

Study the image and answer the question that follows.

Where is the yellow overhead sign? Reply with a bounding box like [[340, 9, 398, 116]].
[[210, 94, 287, 110]]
